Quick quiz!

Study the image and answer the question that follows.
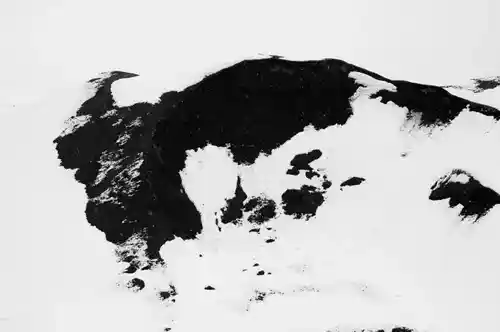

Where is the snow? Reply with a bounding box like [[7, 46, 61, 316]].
[[111, 74, 171, 108], [348, 71, 397, 98], [3, 2, 500, 332], [445, 85, 500, 109]]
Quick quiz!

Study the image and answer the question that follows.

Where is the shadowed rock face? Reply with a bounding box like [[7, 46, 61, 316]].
[[126, 278, 145, 292], [287, 149, 323, 177], [157, 284, 177, 302], [340, 176, 366, 189], [281, 185, 326, 220], [53, 57, 500, 280], [429, 169, 500, 222]]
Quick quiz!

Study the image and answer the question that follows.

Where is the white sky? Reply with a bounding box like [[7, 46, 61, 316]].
[[1, 1, 499, 332], [1, 0, 499, 108]]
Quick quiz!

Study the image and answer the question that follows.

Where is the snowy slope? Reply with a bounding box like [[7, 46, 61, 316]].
[[444, 76, 500, 109], [51, 57, 500, 332]]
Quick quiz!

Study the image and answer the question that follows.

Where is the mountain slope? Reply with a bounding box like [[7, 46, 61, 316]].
[[53, 57, 500, 332], [53, 58, 500, 264]]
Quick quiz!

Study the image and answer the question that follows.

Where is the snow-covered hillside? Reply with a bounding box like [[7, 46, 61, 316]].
[[51, 57, 500, 332]]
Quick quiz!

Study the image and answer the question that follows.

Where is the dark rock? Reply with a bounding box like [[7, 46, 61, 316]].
[[473, 77, 500, 92], [220, 176, 247, 225], [305, 170, 320, 179], [253, 290, 267, 301], [429, 169, 500, 222], [122, 262, 139, 274], [126, 278, 145, 291], [340, 176, 366, 188], [392, 327, 414, 332], [246, 198, 277, 224], [372, 80, 499, 127], [53, 57, 500, 269], [322, 179, 332, 189], [158, 285, 177, 301]]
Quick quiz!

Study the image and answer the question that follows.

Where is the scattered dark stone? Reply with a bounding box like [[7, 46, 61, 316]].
[[158, 285, 177, 301], [253, 263, 260, 267], [164, 328, 172, 332], [250, 289, 283, 305], [392, 327, 414, 332], [257, 270, 265, 276], [265, 238, 275, 243], [204, 285, 215, 290], [429, 169, 500, 222], [305, 170, 320, 179], [372, 79, 499, 127], [249, 228, 260, 233], [281, 185, 325, 219], [122, 261, 140, 274], [322, 179, 332, 189], [473, 77, 500, 92], [126, 278, 145, 291], [199, 254, 203, 257], [247, 198, 277, 224], [340, 176, 365, 188], [254, 290, 267, 301]]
